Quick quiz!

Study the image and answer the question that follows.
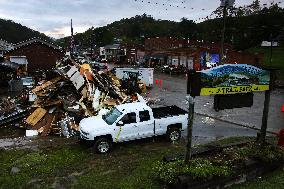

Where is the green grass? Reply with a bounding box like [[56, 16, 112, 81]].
[[0, 145, 91, 189], [230, 168, 284, 189], [247, 46, 284, 80], [0, 138, 185, 189], [0, 136, 282, 189]]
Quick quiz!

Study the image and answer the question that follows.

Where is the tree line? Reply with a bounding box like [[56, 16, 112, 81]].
[[57, 1, 283, 51]]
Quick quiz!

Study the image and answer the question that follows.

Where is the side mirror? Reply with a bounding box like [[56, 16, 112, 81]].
[[117, 121, 123, 126]]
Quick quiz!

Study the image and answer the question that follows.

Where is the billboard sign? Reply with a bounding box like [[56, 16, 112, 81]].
[[187, 64, 270, 96], [200, 52, 220, 69], [261, 41, 279, 47]]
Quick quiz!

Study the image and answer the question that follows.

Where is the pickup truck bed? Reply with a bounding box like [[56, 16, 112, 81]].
[[152, 105, 187, 119]]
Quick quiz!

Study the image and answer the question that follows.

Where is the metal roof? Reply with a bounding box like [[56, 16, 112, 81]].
[[7, 37, 62, 52]]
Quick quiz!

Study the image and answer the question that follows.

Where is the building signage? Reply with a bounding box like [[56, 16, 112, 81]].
[[187, 64, 270, 96], [200, 64, 270, 96]]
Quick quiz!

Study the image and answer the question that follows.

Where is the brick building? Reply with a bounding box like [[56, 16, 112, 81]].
[[144, 37, 263, 70], [145, 37, 187, 51], [6, 38, 64, 72]]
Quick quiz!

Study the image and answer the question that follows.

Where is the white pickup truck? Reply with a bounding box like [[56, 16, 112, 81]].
[[79, 102, 188, 153]]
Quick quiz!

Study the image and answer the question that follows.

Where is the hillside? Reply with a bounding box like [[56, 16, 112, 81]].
[[0, 19, 51, 44], [57, 14, 186, 47], [247, 46, 284, 80], [56, 2, 284, 51]]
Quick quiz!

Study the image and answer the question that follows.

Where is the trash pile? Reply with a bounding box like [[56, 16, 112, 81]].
[[1, 57, 145, 137]]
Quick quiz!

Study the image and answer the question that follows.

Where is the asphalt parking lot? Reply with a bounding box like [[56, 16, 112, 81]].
[[144, 71, 283, 144]]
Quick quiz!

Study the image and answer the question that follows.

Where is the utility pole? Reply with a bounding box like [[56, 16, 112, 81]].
[[185, 95, 195, 163], [220, 3, 227, 64], [258, 67, 278, 145], [185, 69, 197, 163], [70, 19, 74, 57], [220, 0, 235, 64], [258, 70, 273, 145], [259, 86, 271, 144], [269, 33, 273, 65]]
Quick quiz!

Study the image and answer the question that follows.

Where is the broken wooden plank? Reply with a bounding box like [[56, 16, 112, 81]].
[[32, 77, 61, 93], [26, 108, 47, 126]]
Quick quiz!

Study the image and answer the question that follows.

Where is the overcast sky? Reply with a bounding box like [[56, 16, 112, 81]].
[[0, 0, 282, 39]]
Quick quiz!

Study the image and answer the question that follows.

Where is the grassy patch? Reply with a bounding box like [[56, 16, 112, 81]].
[[231, 168, 284, 189], [0, 136, 281, 189], [0, 138, 185, 189], [0, 145, 92, 189], [74, 139, 184, 189]]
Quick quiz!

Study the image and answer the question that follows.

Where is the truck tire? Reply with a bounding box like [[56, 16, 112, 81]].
[[167, 128, 181, 142], [94, 137, 112, 154]]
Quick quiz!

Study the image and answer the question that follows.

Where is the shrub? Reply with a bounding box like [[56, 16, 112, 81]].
[[247, 144, 284, 163], [153, 158, 232, 184], [223, 143, 284, 164]]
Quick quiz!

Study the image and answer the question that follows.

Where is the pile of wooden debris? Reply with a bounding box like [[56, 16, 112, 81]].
[[3, 57, 145, 137]]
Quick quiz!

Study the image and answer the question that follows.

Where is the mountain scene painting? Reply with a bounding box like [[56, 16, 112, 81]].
[[200, 64, 270, 88]]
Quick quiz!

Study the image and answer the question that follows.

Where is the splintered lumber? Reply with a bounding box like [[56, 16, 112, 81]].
[[26, 108, 47, 126], [32, 77, 61, 94], [103, 98, 117, 106], [38, 114, 56, 136]]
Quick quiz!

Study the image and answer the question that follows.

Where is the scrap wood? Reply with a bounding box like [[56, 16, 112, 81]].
[[66, 66, 78, 77], [103, 98, 117, 106], [80, 64, 94, 81], [32, 77, 61, 94], [81, 87, 88, 98], [120, 96, 128, 104], [41, 100, 62, 107], [79, 97, 93, 116], [33, 99, 62, 108], [26, 108, 47, 126], [33, 113, 53, 130], [37, 114, 56, 136], [70, 71, 85, 90], [70, 123, 80, 131], [100, 92, 108, 103]]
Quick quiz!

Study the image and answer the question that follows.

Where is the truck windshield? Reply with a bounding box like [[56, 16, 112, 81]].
[[102, 108, 122, 125]]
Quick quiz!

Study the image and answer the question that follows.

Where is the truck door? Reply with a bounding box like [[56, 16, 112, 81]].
[[136, 110, 154, 138], [115, 112, 139, 141]]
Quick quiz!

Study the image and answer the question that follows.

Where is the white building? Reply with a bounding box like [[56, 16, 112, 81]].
[[0, 39, 14, 57]]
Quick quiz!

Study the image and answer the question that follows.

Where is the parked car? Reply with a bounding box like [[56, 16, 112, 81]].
[[161, 65, 185, 74], [79, 102, 188, 153], [161, 65, 175, 73]]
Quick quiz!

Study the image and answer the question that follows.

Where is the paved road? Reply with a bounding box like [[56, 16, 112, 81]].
[[108, 65, 283, 144], [139, 71, 281, 145]]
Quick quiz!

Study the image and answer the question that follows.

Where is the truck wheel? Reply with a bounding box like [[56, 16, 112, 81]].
[[167, 128, 181, 142], [94, 137, 112, 154]]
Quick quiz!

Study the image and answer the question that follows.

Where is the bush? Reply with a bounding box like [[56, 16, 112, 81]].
[[223, 143, 284, 164], [153, 158, 232, 184], [246, 144, 284, 163]]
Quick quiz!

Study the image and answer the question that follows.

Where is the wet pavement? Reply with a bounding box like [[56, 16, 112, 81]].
[[145, 71, 283, 142]]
